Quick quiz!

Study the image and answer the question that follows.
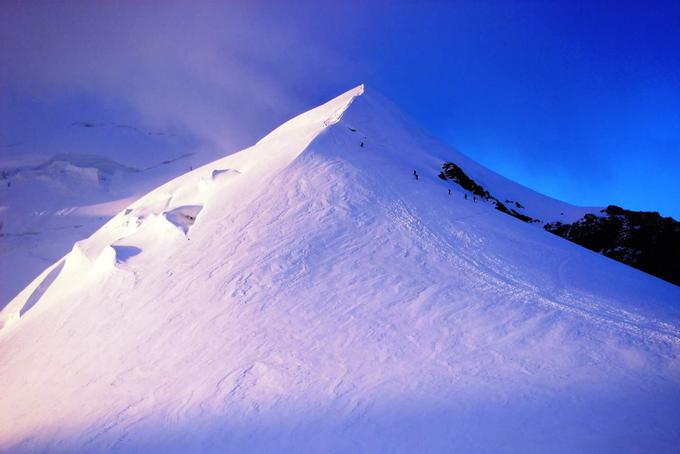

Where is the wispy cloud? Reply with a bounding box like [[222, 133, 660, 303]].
[[0, 1, 356, 153]]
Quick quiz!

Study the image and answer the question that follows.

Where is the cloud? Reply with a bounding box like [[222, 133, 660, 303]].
[[0, 1, 357, 153]]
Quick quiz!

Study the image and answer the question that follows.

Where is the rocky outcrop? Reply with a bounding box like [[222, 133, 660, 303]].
[[545, 206, 680, 286], [439, 162, 491, 200], [438, 162, 538, 224], [439, 161, 679, 286]]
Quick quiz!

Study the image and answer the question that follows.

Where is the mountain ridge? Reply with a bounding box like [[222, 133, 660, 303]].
[[1, 85, 679, 452]]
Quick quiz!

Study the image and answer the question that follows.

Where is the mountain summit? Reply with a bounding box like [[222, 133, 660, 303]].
[[1, 85, 679, 452]]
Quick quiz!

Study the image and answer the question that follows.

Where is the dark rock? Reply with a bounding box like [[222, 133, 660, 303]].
[[439, 162, 678, 285], [505, 199, 525, 209], [440, 162, 537, 223], [439, 162, 491, 200], [545, 206, 680, 286]]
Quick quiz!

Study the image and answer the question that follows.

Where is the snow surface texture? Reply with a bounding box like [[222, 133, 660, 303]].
[[0, 148, 199, 307], [1, 85, 680, 452]]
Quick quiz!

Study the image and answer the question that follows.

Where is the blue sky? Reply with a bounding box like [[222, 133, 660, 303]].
[[1, 1, 679, 217]]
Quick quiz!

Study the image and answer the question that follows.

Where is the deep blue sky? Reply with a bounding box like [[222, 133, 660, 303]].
[[2, 1, 679, 217]]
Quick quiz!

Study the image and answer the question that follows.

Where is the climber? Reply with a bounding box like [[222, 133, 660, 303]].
[[473, 196, 477, 203], [448, 189, 451, 195], [464, 193, 468, 200], [360, 141, 364, 148]]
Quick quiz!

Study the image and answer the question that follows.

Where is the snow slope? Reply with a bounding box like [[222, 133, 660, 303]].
[[1, 85, 679, 452], [0, 146, 200, 307]]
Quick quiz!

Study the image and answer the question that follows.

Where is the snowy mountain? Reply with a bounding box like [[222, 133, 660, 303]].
[[1, 85, 679, 452]]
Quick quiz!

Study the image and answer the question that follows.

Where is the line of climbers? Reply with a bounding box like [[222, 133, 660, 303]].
[[355, 138, 478, 202], [413, 169, 475, 202]]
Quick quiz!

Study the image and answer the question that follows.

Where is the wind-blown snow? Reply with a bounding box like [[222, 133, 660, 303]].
[[0, 146, 199, 307], [1, 85, 679, 452]]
